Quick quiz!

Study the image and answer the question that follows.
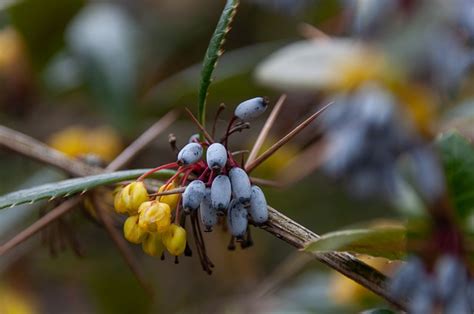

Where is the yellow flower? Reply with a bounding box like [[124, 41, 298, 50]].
[[141, 232, 165, 257], [0, 283, 37, 314], [113, 186, 127, 214], [138, 201, 171, 233], [123, 215, 147, 244], [158, 181, 179, 210], [114, 182, 149, 215], [48, 126, 122, 162], [162, 224, 186, 256]]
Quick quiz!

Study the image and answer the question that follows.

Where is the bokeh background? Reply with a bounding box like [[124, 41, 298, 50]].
[[2, 0, 470, 313]]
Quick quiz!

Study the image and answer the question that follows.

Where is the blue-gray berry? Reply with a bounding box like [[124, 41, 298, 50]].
[[182, 180, 206, 212], [211, 175, 231, 211], [199, 188, 217, 231], [227, 200, 248, 238], [206, 143, 227, 171], [249, 185, 268, 224], [234, 97, 268, 121], [177, 143, 203, 165], [229, 167, 252, 204]]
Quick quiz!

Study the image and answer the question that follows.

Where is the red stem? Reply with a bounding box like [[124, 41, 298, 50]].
[[198, 167, 210, 181], [223, 116, 237, 147], [137, 162, 178, 181]]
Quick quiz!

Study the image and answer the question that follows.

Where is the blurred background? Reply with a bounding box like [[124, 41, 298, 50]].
[[1, 0, 472, 313]]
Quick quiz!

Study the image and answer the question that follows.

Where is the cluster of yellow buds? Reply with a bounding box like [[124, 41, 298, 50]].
[[114, 181, 187, 257]]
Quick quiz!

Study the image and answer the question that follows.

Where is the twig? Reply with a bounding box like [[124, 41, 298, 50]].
[[106, 110, 179, 171], [0, 113, 177, 256], [150, 186, 186, 197], [184, 108, 214, 143], [298, 22, 330, 40], [212, 103, 226, 138], [258, 206, 407, 310], [92, 195, 153, 297], [245, 102, 333, 173], [0, 197, 82, 256], [245, 94, 286, 168], [249, 177, 283, 188], [0, 112, 405, 309], [0, 125, 102, 177]]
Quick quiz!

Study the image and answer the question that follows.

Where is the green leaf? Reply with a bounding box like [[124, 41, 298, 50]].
[[436, 131, 474, 220], [198, 0, 239, 126], [0, 169, 175, 210], [304, 226, 406, 260]]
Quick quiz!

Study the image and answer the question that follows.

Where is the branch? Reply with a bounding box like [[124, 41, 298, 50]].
[[260, 206, 407, 310], [106, 110, 179, 171], [0, 125, 102, 177], [0, 118, 404, 310], [245, 94, 286, 168], [0, 197, 82, 255], [0, 114, 177, 254]]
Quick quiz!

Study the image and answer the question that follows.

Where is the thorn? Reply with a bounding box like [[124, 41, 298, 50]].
[[245, 101, 333, 173]]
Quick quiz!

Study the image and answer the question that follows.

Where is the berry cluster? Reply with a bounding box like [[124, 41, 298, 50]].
[[113, 97, 270, 269], [321, 83, 443, 201], [390, 255, 474, 313]]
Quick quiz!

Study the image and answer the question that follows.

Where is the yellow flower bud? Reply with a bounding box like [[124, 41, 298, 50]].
[[158, 181, 179, 210], [120, 182, 149, 215], [138, 201, 171, 233], [141, 232, 165, 257], [113, 186, 128, 214], [162, 224, 186, 256], [123, 215, 146, 244]]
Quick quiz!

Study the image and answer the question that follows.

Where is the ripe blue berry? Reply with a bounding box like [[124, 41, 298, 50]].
[[182, 180, 206, 212], [227, 200, 248, 238], [435, 255, 468, 302], [409, 278, 436, 314], [177, 143, 203, 165], [229, 167, 251, 204], [206, 143, 227, 171], [234, 97, 268, 121], [199, 188, 217, 231], [249, 185, 268, 224], [389, 256, 425, 300], [211, 175, 231, 211]]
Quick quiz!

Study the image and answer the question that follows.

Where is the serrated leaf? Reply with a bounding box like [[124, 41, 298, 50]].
[[436, 131, 474, 220], [0, 169, 174, 210], [304, 226, 406, 260], [198, 0, 239, 126]]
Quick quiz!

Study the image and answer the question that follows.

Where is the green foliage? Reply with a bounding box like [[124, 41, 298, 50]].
[[304, 226, 406, 260], [436, 131, 474, 221], [198, 0, 239, 126], [0, 169, 175, 209], [8, 0, 84, 68]]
